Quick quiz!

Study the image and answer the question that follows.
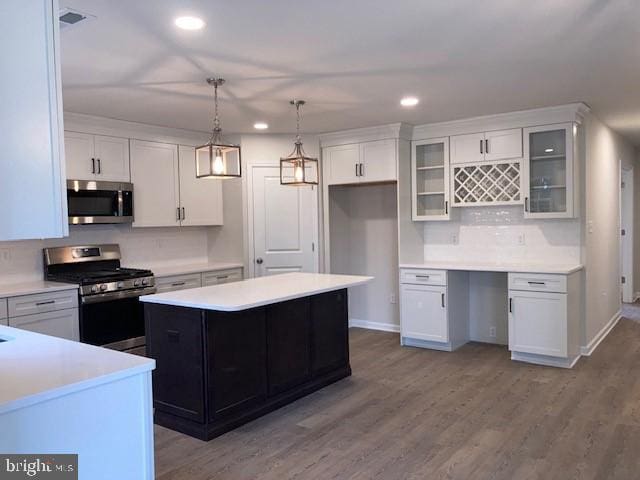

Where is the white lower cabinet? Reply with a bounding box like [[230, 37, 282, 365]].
[[0, 298, 7, 326], [9, 309, 79, 341], [155, 273, 202, 294], [400, 284, 448, 343], [201, 268, 243, 287]]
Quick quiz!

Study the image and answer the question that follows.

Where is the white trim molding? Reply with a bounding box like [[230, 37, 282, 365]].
[[349, 318, 400, 333], [580, 309, 622, 356], [319, 122, 412, 147]]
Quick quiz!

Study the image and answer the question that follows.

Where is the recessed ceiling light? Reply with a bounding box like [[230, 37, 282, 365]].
[[174, 16, 205, 30], [400, 96, 419, 107], [254, 122, 269, 130]]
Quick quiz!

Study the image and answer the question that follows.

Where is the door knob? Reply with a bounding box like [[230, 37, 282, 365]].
[[256, 258, 263, 264]]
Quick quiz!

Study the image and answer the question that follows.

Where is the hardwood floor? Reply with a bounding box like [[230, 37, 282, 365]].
[[155, 318, 640, 479]]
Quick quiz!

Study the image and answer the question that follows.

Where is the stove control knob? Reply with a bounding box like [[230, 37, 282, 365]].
[[99, 284, 108, 292], [117, 281, 124, 289], [133, 279, 141, 287], [142, 278, 149, 286], [91, 285, 99, 293]]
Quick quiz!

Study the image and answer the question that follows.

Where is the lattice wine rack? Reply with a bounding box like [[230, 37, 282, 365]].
[[452, 161, 522, 206]]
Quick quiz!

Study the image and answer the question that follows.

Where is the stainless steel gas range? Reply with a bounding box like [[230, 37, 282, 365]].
[[43, 244, 155, 354]]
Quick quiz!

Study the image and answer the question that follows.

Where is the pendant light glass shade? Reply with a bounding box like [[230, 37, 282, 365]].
[[196, 78, 241, 179], [280, 100, 318, 186]]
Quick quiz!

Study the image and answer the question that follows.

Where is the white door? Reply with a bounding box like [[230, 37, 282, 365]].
[[94, 135, 130, 182], [508, 290, 567, 357], [484, 128, 522, 162], [251, 166, 318, 277], [621, 166, 634, 303], [324, 144, 360, 185], [65, 131, 95, 180], [130, 140, 180, 227], [400, 284, 448, 342], [178, 145, 223, 226], [450, 132, 485, 164], [360, 139, 396, 183]]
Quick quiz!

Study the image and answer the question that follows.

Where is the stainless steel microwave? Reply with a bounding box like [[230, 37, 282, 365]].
[[67, 180, 134, 225]]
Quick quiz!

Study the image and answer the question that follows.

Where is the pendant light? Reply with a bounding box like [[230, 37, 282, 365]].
[[196, 77, 241, 179], [280, 100, 318, 186]]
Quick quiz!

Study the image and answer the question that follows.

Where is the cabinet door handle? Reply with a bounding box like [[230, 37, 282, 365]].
[[524, 197, 529, 212], [485, 139, 489, 154], [36, 300, 56, 306], [527, 281, 546, 285], [176, 207, 181, 221], [355, 163, 359, 177], [509, 298, 512, 313], [216, 275, 229, 280], [445, 201, 449, 215], [171, 282, 186, 287], [97, 158, 101, 174], [480, 139, 483, 154], [181, 207, 185, 221], [441, 293, 445, 308], [359, 163, 364, 177], [91, 158, 96, 174], [167, 330, 180, 342], [415, 274, 430, 279]]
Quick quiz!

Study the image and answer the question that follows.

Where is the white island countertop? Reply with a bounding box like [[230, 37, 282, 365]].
[[0, 326, 155, 415], [140, 272, 373, 312], [400, 261, 584, 275]]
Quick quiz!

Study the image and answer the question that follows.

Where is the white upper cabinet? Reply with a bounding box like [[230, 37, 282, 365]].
[[0, 0, 68, 241], [178, 145, 223, 226], [130, 140, 180, 227], [450, 129, 522, 164], [450, 132, 485, 165], [523, 123, 575, 219], [359, 139, 397, 183], [65, 132, 130, 182], [324, 139, 396, 185], [325, 143, 360, 185], [484, 129, 522, 162], [412, 137, 450, 221]]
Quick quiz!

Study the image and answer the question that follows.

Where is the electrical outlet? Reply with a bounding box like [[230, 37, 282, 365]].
[[489, 326, 497, 338], [517, 234, 525, 245], [588, 221, 594, 234], [451, 233, 459, 245], [389, 293, 397, 304]]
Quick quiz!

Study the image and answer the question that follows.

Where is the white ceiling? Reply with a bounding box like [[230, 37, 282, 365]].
[[60, 0, 640, 143]]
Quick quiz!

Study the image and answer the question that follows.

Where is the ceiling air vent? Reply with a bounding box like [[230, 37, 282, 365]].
[[59, 8, 96, 31]]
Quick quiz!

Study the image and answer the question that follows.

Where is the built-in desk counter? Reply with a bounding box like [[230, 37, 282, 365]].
[[399, 263, 584, 368]]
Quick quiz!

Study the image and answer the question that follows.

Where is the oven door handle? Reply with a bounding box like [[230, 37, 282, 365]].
[[81, 286, 157, 304]]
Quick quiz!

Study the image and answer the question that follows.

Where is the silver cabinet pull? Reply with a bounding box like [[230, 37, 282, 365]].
[[524, 197, 529, 212], [181, 207, 185, 220], [97, 158, 101, 174], [480, 139, 483, 154], [176, 208, 181, 221], [485, 139, 489, 154], [415, 275, 430, 279], [441, 293, 445, 308], [91, 158, 96, 174], [527, 281, 546, 285], [171, 282, 186, 287], [216, 275, 229, 280]]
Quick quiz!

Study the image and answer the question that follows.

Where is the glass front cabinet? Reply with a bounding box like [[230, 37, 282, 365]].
[[523, 123, 576, 219], [412, 137, 450, 221]]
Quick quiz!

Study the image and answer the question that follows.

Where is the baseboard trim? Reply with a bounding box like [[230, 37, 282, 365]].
[[634, 292, 640, 303], [511, 351, 580, 369], [349, 318, 400, 333], [580, 309, 622, 356]]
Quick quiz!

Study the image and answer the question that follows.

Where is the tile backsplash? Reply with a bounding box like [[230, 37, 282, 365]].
[[423, 206, 581, 264], [0, 225, 210, 284]]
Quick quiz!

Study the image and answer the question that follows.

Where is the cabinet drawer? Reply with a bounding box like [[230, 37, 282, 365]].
[[400, 269, 447, 286], [202, 268, 243, 287], [9, 308, 79, 341], [0, 298, 7, 321], [155, 273, 202, 293], [8, 290, 78, 318], [508, 273, 566, 293]]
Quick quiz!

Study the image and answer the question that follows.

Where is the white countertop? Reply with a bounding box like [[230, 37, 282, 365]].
[[133, 261, 244, 278], [0, 325, 155, 415], [400, 261, 584, 275], [0, 281, 78, 298], [141, 272, 373, 312]]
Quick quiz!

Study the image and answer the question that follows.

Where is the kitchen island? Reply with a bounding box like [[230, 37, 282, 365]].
[[141, 272, 372, 440]]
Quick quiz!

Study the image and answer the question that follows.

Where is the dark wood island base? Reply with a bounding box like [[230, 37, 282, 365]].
[[145, 289, 350, 441]]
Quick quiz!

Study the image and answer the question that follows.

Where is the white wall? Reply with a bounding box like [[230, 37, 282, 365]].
[[0, 225, 209, 284], [423, 207, 581, 264], [583, 114, 636, 346], [329, 183, 399, 330]]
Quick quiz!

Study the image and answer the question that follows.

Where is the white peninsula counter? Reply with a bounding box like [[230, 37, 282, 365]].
[[0, 326, 155, 479], [141, 272, 372, 441]]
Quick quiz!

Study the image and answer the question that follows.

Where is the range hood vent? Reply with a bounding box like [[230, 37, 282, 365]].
[[59, 8, 96, 31]]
